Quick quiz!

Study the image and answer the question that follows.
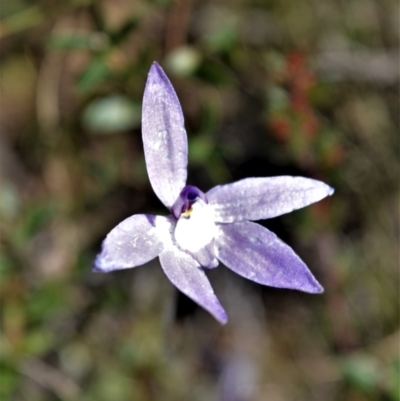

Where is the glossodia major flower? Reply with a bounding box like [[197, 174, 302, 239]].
[[93, 62, 334, 324]]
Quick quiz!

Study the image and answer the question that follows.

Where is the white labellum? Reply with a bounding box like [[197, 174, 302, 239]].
[[174, 200, 216, 253]]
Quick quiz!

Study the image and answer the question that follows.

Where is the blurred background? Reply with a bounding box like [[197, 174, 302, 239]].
[[0, 0, 399, 400]]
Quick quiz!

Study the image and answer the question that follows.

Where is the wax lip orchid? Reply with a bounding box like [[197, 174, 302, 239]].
[[93, 62, 334, 324]]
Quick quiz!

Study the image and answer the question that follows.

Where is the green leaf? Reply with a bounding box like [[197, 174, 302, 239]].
[[77, 57, 109, 93], [48, 32, 109, 51], [165, 46, 202, 77], [82, 95, 141, 134], [341, 355, 379, 393]]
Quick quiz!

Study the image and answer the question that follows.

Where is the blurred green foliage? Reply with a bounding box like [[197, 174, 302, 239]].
[[0, 0, 398, 400]]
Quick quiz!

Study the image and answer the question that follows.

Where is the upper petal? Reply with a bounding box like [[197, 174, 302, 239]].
[[142, 62, 188, 209], [215, 221, 323, 293], [93, 214, 170, 273], [159, 246, 228, 324], [207, 176, 334, 223]]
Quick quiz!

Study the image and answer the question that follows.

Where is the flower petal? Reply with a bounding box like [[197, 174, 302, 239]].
[[142, 62, 188, 208], [159, 246, 228, 324], [207, 176, 334, 222], [215, 221, 323, 293], [93, 214, 165, 273]]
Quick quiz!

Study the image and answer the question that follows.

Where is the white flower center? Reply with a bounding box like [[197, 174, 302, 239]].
[[174, 200, 216, 253]]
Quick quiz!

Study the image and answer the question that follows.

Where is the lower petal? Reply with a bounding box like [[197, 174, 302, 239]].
[[215, 222, 323, 293], [93, 214, 168, 273], [159, 246, 227, 324]]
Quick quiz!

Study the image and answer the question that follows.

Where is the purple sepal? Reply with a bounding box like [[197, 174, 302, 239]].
[[207, 176, 334, 223], [93, 214, 164, 273], [215, 221, 323, 293], [159, 246, 228, 324], [172, 185, 208, 219], [142, 62, 188, 209]]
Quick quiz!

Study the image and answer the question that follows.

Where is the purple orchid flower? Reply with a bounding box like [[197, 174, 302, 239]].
[[93, 62, 334, 324]]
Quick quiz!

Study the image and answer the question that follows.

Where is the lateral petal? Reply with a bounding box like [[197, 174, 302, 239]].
[[93, 214, 167, 273], [159, 246, 228, 324], [207, 176, 334, 223], [142, 62, 188, 209], [215, 221, 323, 293]]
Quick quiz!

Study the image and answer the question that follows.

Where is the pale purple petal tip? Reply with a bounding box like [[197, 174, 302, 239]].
[[215, 221, 324, 293], [208, 176, 334, 223], [159, 246, 228, 324], [142, 62, 188, 209], [93, 214, 164, 273]]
